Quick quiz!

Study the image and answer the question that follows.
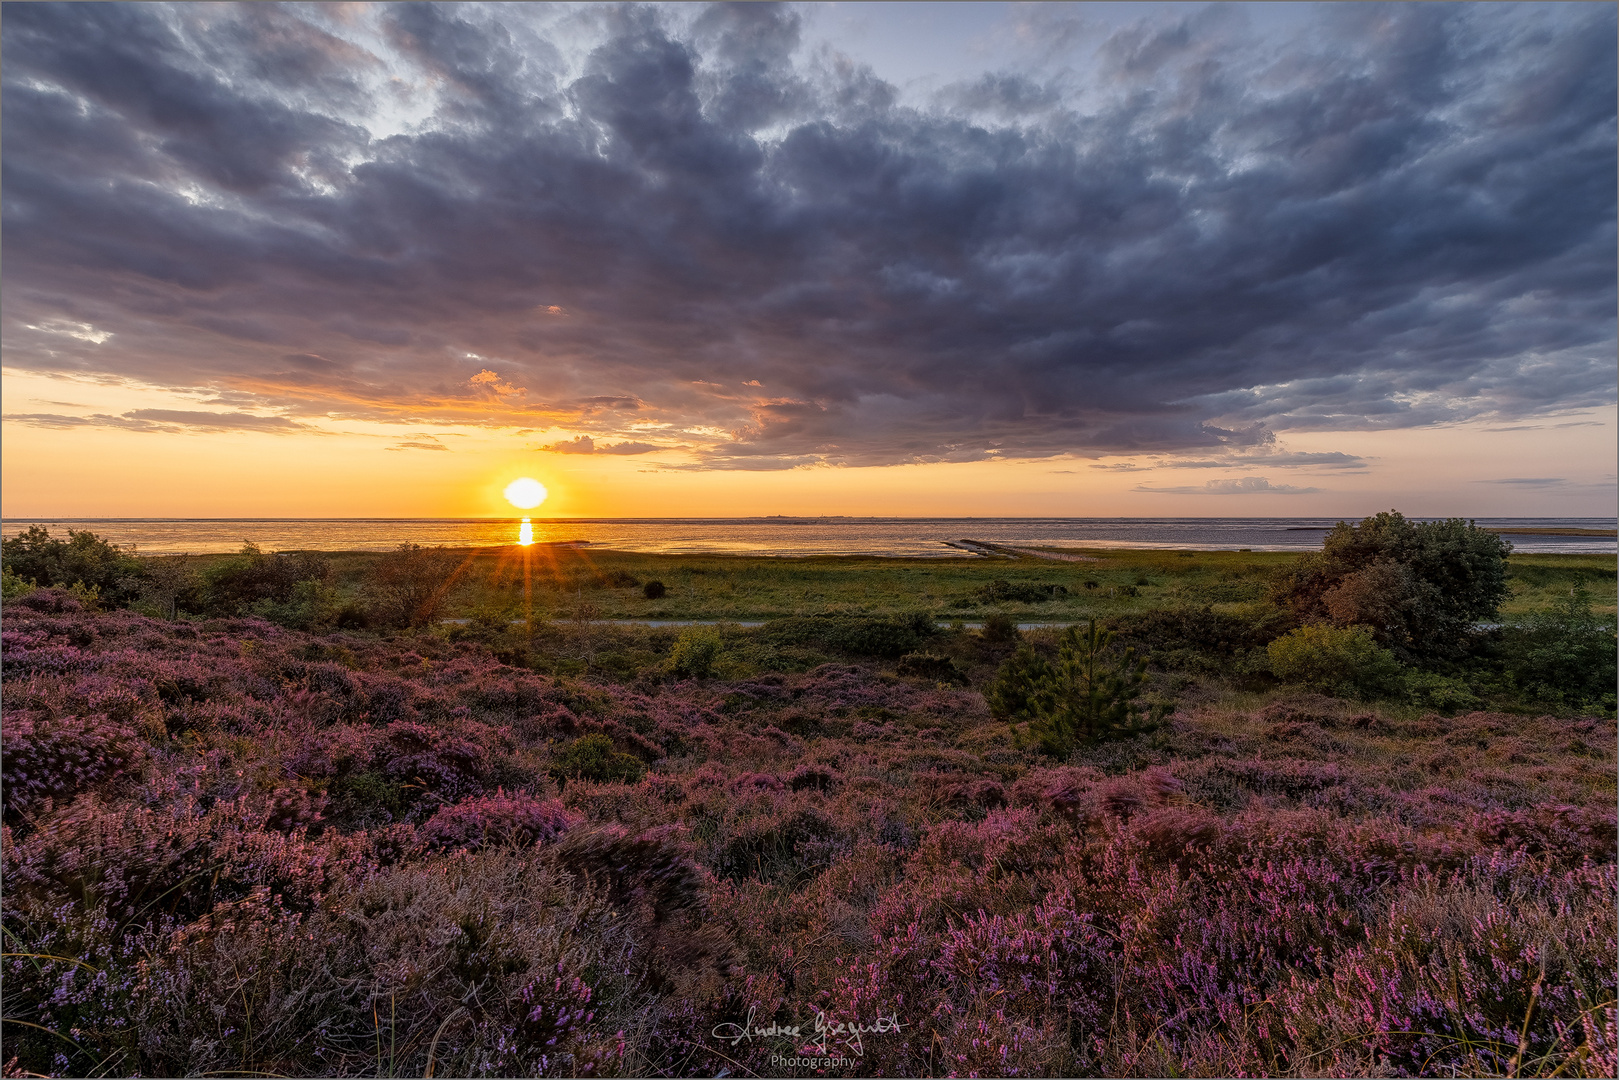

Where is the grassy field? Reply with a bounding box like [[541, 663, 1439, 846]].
[[294, 545, 1618, 623]]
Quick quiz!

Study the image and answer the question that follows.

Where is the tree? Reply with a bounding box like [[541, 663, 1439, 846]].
[[1271, 511, 1511, 660], [988, 619, 1166, 759]]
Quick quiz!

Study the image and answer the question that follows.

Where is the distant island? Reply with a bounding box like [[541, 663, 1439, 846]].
[[1487, 526, 1617, 537]]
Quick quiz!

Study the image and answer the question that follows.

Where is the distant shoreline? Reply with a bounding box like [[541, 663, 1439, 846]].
[[1486, 527, 1617, 537], [5, 517, 1613, 557]]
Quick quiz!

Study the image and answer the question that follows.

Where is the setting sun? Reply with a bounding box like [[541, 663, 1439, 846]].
[[503, 477, 548, 510]]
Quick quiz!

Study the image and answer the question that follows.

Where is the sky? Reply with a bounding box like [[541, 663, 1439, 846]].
[[2, 1, 1614, 520]]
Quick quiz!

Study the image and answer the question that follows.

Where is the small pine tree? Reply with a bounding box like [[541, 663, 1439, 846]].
[[991, 619, 1166, 758]]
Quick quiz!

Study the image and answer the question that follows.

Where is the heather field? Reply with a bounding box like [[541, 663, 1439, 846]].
[[2, 569, 1615, 1078]]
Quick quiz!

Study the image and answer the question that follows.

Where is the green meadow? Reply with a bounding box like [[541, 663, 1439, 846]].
[[309, 546, 1616, 624]]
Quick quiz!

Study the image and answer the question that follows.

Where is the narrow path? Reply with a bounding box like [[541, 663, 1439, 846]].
[[950, 539, 1099, 561], [993, 545, 1100, 562]]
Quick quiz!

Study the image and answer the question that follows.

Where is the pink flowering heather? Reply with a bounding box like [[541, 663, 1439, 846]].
[[1, 599, 1613, 1077], [419, 791, 576, 851], [1, 713, 144, 822]]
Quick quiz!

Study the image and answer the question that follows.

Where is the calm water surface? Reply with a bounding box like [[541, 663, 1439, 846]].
[[4, 517, 1613, 556]]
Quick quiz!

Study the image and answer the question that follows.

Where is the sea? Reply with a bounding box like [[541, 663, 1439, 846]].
[[3, 517, 1614, 557]]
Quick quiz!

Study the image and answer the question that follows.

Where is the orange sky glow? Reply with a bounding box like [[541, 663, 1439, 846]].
[[3, 367, 1612, 519]]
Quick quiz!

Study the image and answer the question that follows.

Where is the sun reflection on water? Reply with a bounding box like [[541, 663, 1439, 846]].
[[518, 519, 533, 546]]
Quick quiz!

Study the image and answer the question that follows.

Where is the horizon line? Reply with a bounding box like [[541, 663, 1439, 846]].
[[4, 515, 1614, 523]]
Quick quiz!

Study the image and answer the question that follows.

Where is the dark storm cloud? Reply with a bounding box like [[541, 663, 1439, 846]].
[[2, 2, 1613, 468]]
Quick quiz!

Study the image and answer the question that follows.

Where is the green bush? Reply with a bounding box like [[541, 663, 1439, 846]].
[[642, 580, 667, 600], [761, 613, 936, 658], [2, 564, 38, 602], [980, 613, 1020, 643], [1109, 604, 1292, 675], [1271, 511, 1511, 660], [1497, 583, 1618, 710], [549, 733, 646, 787], [1267, 623, 1404, 697], [668, 626, 722, 679], [201, 542, 333, 622], [1402, 671, 1483, 715], [895, 652, 967, 685], [989, 619, 1166, 758], [973, 579, 1068, 604], [1, 526, 143, 606], [131, 555, 200, 619], [248, 579, 339, 632]]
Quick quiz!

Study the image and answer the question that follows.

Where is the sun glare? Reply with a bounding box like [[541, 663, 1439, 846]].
[[504, 477, 548, 510]]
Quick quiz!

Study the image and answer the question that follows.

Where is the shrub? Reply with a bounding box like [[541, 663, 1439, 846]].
[[1267, 623, 1403, 697], [131, 555, 199, 619], [974, 579, 1068, 604], [1, 526, 143, 607], [365, 543, 465, 628], [980, 613, 1020, 643], [668, 626, 721, 679], [249, 577, 339, 631], [895, 652, 967, 684], [549, 733, 646, 787], [552, 823, 706, 919], [199, 542, 333, 622], [985, 643, 1054, 721], [993, 620, 1167, 757], [1497, 583, 1618, 710], [372, 720, 490, 802], [419, 791, 576, 852], [1271, 511, 1512, 660], [1403, 670, 1483, 714], [1109, 604, 1291, 674], [2, 563, 38, 602], [761, 614, 936, 658], [642, 580, 667, 599], [787, 764, 842, 792]]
